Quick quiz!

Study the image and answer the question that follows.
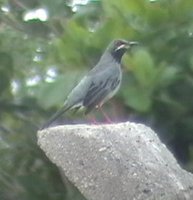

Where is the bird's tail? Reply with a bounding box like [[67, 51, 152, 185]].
[[40, 105, 71, 130]]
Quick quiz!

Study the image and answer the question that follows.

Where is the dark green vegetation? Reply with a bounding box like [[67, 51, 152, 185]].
[[1, 0, 193, 199]]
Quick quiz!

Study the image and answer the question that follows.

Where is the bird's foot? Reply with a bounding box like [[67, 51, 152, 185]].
[[86, 115, 99, 125], [98, 106, 112, 123]]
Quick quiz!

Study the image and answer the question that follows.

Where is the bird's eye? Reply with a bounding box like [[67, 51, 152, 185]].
[[116, 40, 124, 48]]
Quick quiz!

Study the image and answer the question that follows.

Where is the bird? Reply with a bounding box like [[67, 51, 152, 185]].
[[41, 39, 138, 129]]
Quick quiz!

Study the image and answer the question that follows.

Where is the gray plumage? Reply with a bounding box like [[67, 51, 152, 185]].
[[41, 39, 137, 129]]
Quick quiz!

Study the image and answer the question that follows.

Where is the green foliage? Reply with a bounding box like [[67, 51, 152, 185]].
[[1, 0, 193, 199], [37, 70, 86, 108]]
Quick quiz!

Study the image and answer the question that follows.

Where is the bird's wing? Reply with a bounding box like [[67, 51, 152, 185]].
[[84, 87, 109, 114], [83, 70, 117, 114]]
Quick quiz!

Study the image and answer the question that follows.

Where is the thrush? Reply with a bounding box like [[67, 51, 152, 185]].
[[41, 39, 138, 129]]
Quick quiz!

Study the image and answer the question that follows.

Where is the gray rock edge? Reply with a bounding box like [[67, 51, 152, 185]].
[[37, 122, 193, 200]]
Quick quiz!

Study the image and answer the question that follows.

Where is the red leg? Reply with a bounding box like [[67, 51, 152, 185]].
[[98, 105, 112, 123], [86, 114, 98, 125]]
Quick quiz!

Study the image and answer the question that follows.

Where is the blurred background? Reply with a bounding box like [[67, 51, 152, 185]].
[[1, 0, 193, 199]]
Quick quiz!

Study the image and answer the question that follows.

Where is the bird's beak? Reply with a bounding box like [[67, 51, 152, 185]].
[[128, 41, 138, 48], [115, 41, 138, 51], [129, 41, 138, 45]]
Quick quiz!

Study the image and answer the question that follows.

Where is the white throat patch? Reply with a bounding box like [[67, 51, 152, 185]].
[[115, 44, 127, 52]]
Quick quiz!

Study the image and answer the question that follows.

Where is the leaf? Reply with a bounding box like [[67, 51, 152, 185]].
[[123, 85, 152, 112], [130, 49, 156, 87], [37, 70, 85, 108], [121, 74, 153, 112], [157, 64, 180, 88]]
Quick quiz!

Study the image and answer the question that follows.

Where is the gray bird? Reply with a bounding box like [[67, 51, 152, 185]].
[[41, 39, 138, 129]]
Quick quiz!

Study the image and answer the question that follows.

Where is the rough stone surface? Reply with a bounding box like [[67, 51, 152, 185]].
[[37, 122, 193, 200]]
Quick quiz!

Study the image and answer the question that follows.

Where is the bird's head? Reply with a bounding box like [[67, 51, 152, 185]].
[[108, 39, 138, 63]]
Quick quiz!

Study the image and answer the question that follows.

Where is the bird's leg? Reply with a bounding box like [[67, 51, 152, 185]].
[[86, 114, 98, 125], [97, 105, 112, 123]]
